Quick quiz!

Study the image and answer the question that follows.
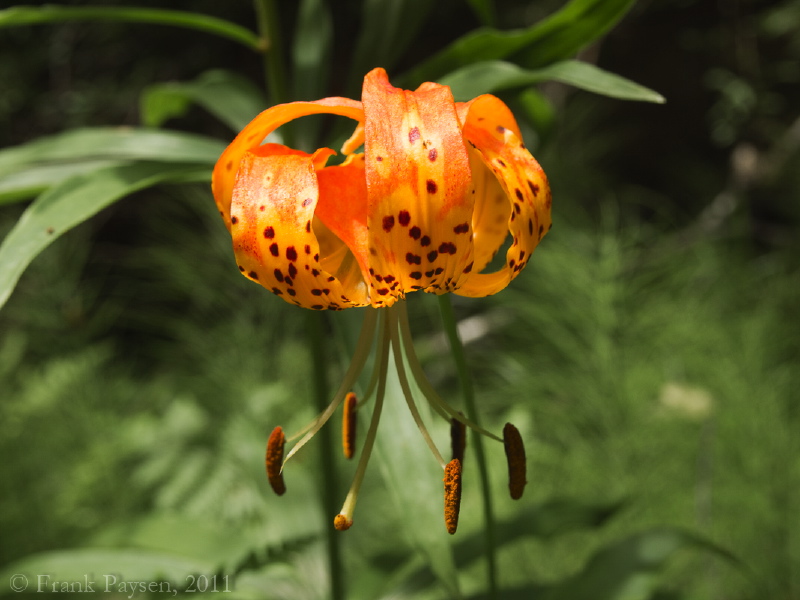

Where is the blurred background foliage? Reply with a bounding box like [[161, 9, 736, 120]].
[[0, 0, 799, 599]]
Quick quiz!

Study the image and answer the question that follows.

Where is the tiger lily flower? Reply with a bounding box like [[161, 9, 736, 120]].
[[212, 68, 551, 533]]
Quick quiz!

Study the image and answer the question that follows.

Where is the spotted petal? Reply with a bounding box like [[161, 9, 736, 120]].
[[454, 95, 552, 298], [361, 69, 475, 308], [212, 98, 364, 230], [230, 147, 369, 310]]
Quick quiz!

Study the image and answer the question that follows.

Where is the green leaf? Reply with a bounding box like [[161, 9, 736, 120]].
[[348, 0, 436, 95], [141, 70, 267, 132], [543, 528, 741, 600], [439, 60, 665, 104], [0, 548, 216, 595], [400, 0, 637, 85], [0, 5, 262, 50], [0, 159, 127, 205], [0, 128, 226, 178], [464, 0, 497, 26], [0, 162, 210, 311]]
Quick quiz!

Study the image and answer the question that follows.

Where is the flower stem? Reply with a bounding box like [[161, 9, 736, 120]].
[[305, 311, 345, 600], [437, 295, 497, 598], [253, 0, 289, 106]]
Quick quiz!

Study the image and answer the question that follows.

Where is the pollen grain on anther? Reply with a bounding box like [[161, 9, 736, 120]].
[[503, 423, 527, 500], [444, 458, 463, 534], [266, 426, 287, 496], [343, 392, 358, 459]]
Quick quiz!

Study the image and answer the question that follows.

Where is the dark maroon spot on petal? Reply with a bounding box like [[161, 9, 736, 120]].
[[306, 221, 311, 233], [497, 125, 506, 133], [539, 225, 544, 238], [426, 179, 438, 194], [509, 259, 516, 268], [248, 271, 259, 280], [302, 198, 312, 207], [377, 288, 390, 295], [427, 250, 439, 262], [327, 276, 335, 282], [312, 268, 320, 277], [270, 243, 280, 257], [305, 244, 311, 254], [383, 215, 395, 232], [312, 304, 324, 310], [409, 226, 421, 240], [439, 242, 457, 254], [428, 148, 438, 162], [463, 262, 474, 274], [272, 287, 283, 295], [528, 218, 534, 235], [434, 267, 444, 275], [497, 159, 506, 168], [314, 253, 320, 261], [375, 274, 384, 282], [409, 127, 420, 143], [515, 188, 524, 201], [376, 156, 383, 162], [398, 210, 411, 226], [238, 265, 245, 272], [274, 269, 284, 282], [287, 288, 296, 297], [519, 250, 526, 260], [425, 269, 435, 277], [312, 289, 323, 296], [420, 235, 431, 247], [406, 253, 421, 265], [284, 277, 293, 287], [528, 180, 539, 196], [231, 216, 239, 225], [514, 203, 521, 215], [384, 275, 395, 284], [286, 246, 298, 262], [453, 222, 469, 234], [288, 263, 298, 279], [323, 288, 330, 294], [259, 205, 265, 212], [226, 160, 234, 171]]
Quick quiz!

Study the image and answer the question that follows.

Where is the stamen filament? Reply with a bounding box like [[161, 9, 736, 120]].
[[335, 309, 391, 530], [284, 308, 379, 462], [396, 302, 503, 442], [450, 416, 467, 464], [388, 305, 447, 470]]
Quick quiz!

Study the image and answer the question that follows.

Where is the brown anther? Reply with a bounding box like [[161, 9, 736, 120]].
[[334, 514, 353, 531], [503, 423, 527, 500], [450, 416, 466, 463], [266, 426, 287, 496], [342, 392, 357, 459], [443, 458, 462, 534]]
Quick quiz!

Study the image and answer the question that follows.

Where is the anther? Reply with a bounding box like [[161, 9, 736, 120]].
[[342, 392, 357, 459], [443, 458, 462, 534], [450, 416, 466, 463], [266, 426, 287, 496], [334, 514, 353, 531], [503, 423, 527, 500]]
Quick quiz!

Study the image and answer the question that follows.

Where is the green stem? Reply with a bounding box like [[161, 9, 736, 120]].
[[437, 295, 497, 598], [253, 0, 289, 106], [305, 311, 345, 600]]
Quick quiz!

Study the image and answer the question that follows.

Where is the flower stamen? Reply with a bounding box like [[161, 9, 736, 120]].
[[503, 422, 527, 500], [335, 310, 391, 530], [450, 416, 467, 463], [266, 426, 287, 496], [342, 392, 357, 460], [443, 458, 463, 534]]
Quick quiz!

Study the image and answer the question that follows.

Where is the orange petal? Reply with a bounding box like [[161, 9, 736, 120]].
[[454, 95, 552, 298], [362, 68, 474, 308], [212, 98, 364, 231], [230, 148, 369, 309]]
